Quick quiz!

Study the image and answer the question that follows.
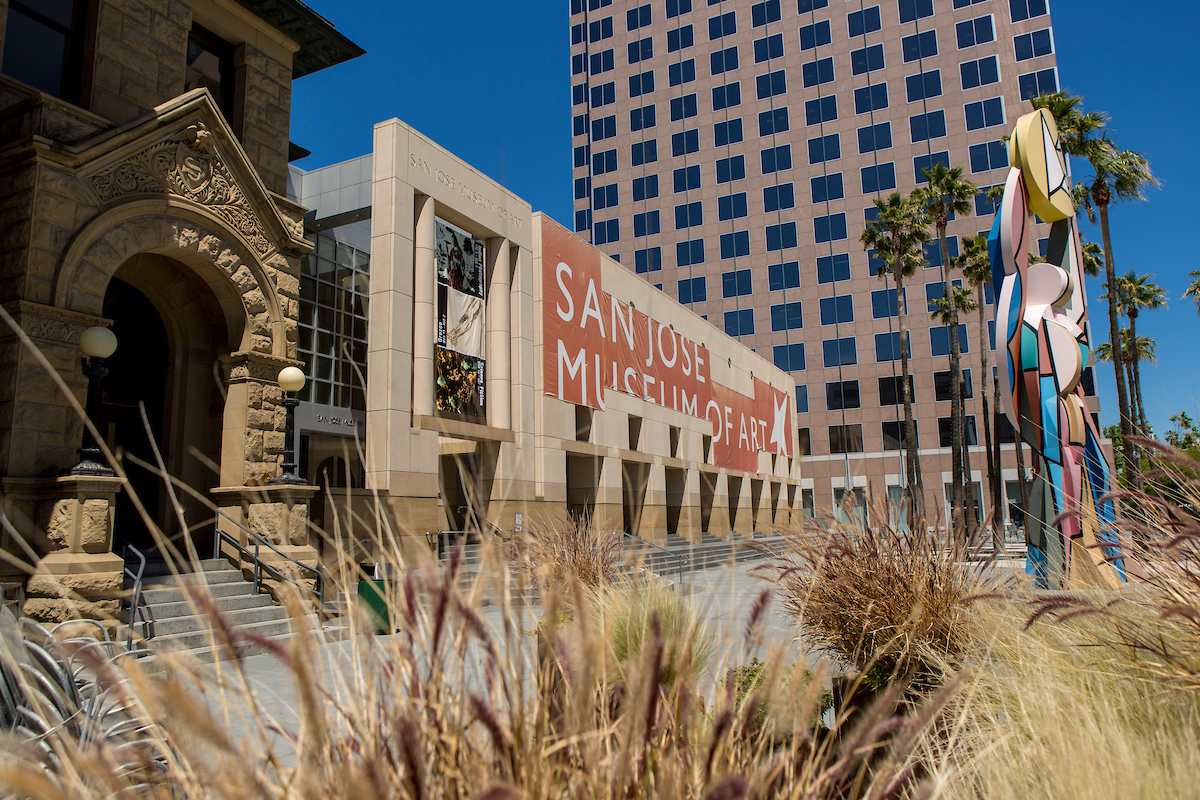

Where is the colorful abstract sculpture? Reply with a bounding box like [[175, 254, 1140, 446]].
[[989, 108, 1125, 589]]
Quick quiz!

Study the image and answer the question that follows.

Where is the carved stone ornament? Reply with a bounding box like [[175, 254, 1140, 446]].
[[24, 316, 85, 345], [2, 302, 103, 346], [221, 352, 299, 384], [86, 123, 273, 255]]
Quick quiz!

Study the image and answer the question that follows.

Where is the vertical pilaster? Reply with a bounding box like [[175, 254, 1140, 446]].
[[413, 195, 436, 418], [487, 237, 512, 430]]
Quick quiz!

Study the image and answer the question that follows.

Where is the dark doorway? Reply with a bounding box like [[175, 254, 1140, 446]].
[[100, 278, 169, 559]]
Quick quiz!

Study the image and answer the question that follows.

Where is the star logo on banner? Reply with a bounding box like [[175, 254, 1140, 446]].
[[770, 394, 789, 454]]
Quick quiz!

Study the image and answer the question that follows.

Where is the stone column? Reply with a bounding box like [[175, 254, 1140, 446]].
[[412, 196, 436, 418], [486, 237, 512, 431]]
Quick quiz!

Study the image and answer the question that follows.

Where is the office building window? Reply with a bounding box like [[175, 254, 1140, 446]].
[[761, 144, 792, 173], [676, 238, 705, 266], [572, 53, 586, 75], [1010, 0, 1048, 22], [716, 154, 746, 183], [764, 182, 795, 211], [720, 230, 750, 258], [627, 3, 652, 30], [592, 148, 618, 174], [675, 200, 703, 229], [861, 162, 897, 194], [759, 107, 789, 136], [723, 268, 753, 297], [805, 95, 838, 125], [796, 384, 809, 413], [575, 209, 592, 232], [906, 69, 942, 102], [593, 183, 618, 209], [757, 69, 788, 99], [591, 82, 616, 106], [801, 59, 833, 88], [633, 174, 659, 200], [572, 84, 587, 106], [811, 173, 844, 203], [633, 210, 660, 236], [957, 15, 995, 49], [1015, 28, 1054, 61], [574, 144, 590, 168], [823, 336, 857, 367], [711, 45, 739, 74], [848, 6, 882, 36], [814, 212, 848, 243], [1019, 68, 1058, 100], [628, 36, 653, 63], [923, 238, 960, 268], [773, 342, 806, 371], [667, 0, 693, 18], [573, 113, 588, 137], [879, 375, 915, 405], [589, 16, 614, 42], [590, 49, 615, 74], [910, 110, 948, 142], [817, 253, 850, 283], [715, 118, 744, 145], [975, 185, 997, 216], [751, 0, 781, 26], [635, 246, 663, 273], [930, 324, 969, 356], [754, 32, 785, 62], [851, 43, 885, 75], [882, 421, 917, 450], [771, 301, 803, 331], [670, 93, 699, 119], [593, 218, 619, 245], [799, 0, 830, 10], [939, 416, 979, 447], [299, 233, 370, 410], [718, 192, 748, 220], [766, 221, 798, 251], [969, 141, 1009, 173], [631, 104, 657, 131], [961, 55, 1000, 89], [712, 81, 742, 110], [678, 276, 707, 304], [808, 133, 841, 163], [899, 0, 934, 23], [829, 424, 865, 454], [965, 97, 1005, 130], [769, 261, 800, 290], [934, 369, 973, 401], [820, 295, 854, 325], [724, 308, 755, 336], [668, 60, 695, 86], [826, 380, 861, 411], [914, 151, 951, 181], [858, 122, 892, 154], [592, 115, 617, 140], [672, 128, 700, 156], [799, 20, 831, 50], [630, 69, 656, 96], [709, 10, 736, 39], [875, 331, 910, 361], [574, 176, 591, 200], [667, 24, 694, 51], [902, 29, 937, 62], [854, 82, 889, 113], [673, 164, 701, 191], [871, 288, 900, 318]]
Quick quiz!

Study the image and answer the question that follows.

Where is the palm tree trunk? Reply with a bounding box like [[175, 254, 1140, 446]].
[[1097, 201, 1137, 489], [994, 373, 1004, 542], [1014, 437, 1030, 542], [978, 283, 999, 551], [1128, 311, 1149, 436], [896, 270, 924, 523], [940, 226, 964, 538]]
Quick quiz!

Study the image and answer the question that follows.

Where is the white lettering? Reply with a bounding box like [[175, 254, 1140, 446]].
[[556, 263, 574, 321], [643, 373, 656, 403], [695, 346, 706, 383], [705, 400, 722, 443], [682, 393, 698, 417], [657, 323, 678, 367], [611, 296, 635, 348], [557, 342, 587, 402], [624, 367, 639, 395], [581, 280, 605, 335]]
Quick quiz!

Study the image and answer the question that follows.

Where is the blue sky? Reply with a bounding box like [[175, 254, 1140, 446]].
[[291, 0, 1200, 440]]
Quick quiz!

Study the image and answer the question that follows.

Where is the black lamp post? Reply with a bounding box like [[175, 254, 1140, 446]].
[[270, 366, 308, 485], [70, 326, 117, 477]]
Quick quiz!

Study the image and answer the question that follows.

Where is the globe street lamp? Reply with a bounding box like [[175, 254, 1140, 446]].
[[70, 326, 117, 477], [270, 366, 308, 485]]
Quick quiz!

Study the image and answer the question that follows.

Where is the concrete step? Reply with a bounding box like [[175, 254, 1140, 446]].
[[139, 591, 275, 620], [141, 580, 259, 605], [138, 615, 345, 669], [146, 617, 294, 653], [150, 604, 290, 636], [142, 568, 248, 589]]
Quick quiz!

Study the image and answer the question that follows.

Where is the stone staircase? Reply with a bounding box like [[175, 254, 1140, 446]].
[[131, 559, 318, 663]]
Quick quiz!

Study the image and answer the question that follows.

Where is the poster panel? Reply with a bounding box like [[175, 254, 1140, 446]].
[[436, 218, 487, 418]]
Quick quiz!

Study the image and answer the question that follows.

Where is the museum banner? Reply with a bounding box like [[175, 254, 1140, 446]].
[[541, 217, 793, 469], [436, 219, 486, 416]]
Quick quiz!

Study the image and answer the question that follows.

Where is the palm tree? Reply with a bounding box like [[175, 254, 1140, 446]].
[[1034, 92, 1160, 487], [861, 193, 931, 523], [1116, 273, 1165, 436], [921, 163, 978, 537], [930, 286, 982, 531], [1096, 327, 1158, 436], [1184, 270, 1200, 313], [959, 234, 1001, 549]]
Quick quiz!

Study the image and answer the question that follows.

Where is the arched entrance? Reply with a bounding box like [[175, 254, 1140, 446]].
[[100, 253, 235, 563]]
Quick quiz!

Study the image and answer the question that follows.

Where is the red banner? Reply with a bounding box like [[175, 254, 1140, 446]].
[[541, 217, 793, 470]]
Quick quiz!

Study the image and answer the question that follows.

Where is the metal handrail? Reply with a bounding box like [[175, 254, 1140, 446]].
[[122, 544, 154, 650], [619, 531, 689, 586], [212, 510, 324, 606], [0, 581, 24, 614]]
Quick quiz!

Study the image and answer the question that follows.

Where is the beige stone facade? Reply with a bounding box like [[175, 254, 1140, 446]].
[[0, 0, 361, 621]]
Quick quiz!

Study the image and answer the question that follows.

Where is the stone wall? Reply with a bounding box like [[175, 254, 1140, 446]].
[[236, 43, 291, 196], [89, 0, 191, 126]]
